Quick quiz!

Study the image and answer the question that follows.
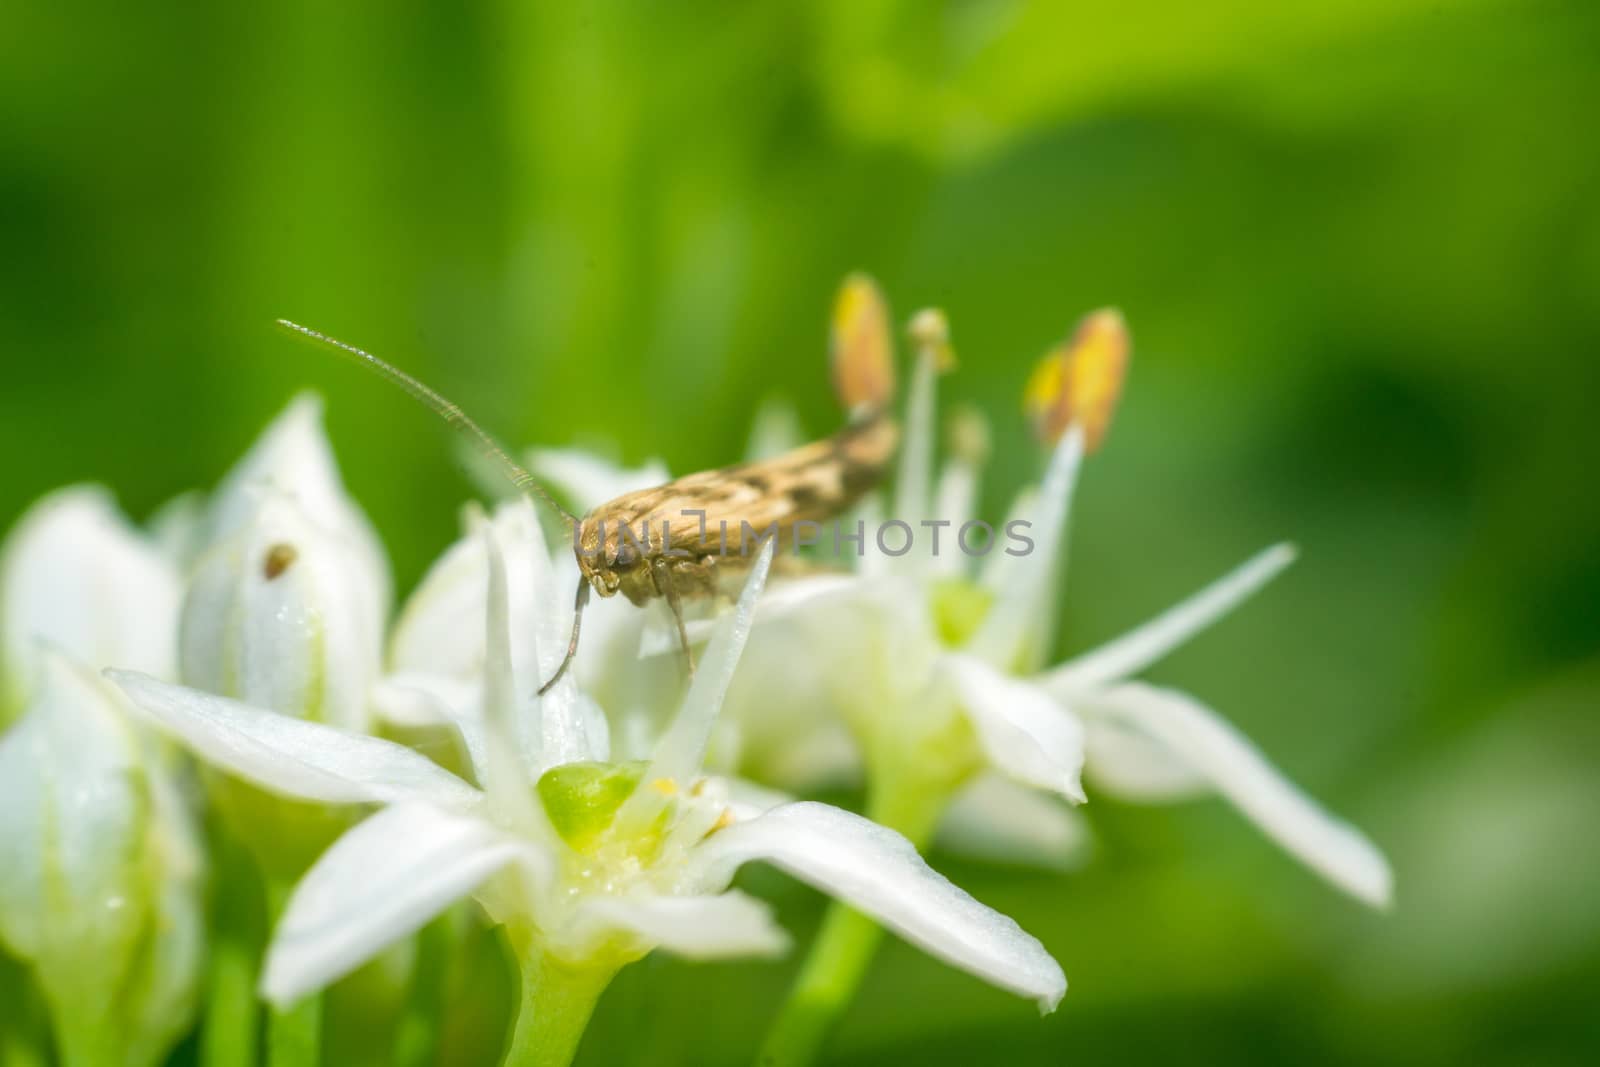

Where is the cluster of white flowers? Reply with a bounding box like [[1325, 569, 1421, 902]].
[[0, 288, 1391, 1067]]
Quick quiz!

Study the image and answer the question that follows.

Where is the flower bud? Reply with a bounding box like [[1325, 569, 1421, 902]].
[[205, 392, 390, 622], [181, 490, 382, 730], [0, 649, 203, 1067], [0, 486, 181, 717]]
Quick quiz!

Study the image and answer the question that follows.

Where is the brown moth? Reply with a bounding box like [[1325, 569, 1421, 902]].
[[277, 273, 899, 693]]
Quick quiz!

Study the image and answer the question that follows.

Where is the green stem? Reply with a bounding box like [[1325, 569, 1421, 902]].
[[393, 911, 456, 1067], [756, 773, 952, 1067], [502, 950, 616, 1067], [202, 827, 262, 1067], [0, 954, 48, 1067], [265, 881, 322, 1067], [755, 903, 885, 1067], [202, 924, 261, 1067]]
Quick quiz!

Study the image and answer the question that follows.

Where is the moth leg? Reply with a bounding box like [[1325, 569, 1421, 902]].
[[652, 557, 696, 680], [538, 580, 590, 695]]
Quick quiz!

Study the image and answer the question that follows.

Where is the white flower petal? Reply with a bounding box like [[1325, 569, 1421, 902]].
[[931, 457, 981, 577], [262, 803, 535, 1004], [525, 447, 670, 515], [371, 673, 488, 784], [723, 778, 795, 822], [851, 492, 893, 580], [692, 801, 1066, 1010], [977, 486, 1037, 597], [944, 655, 1085, 803], [391, 501, 564, 689], [969, 428, 1083, 671], [1082, 717, 1210, 801], [937, 774, 1092, 872], [0, 486, 181, 706], [1086, 683, 1393, 908], [393, 500, 599, 773], [642, 541, 774, 785], [1044, 543, 1297, 695], [573, 891, 789, 961], [641, 572, 866, 658], [572, 590, 651, 709], [791, 576, 937, 725], [893, 346, 939, 534], [480, 524, 546, 832], [108, 672, 480, 811], [717, 579, 894, 787]]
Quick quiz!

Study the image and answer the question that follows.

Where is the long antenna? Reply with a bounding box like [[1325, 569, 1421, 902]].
[[276, 319, 578, 524]]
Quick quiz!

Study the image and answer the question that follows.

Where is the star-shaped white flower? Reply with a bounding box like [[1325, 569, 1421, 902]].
[[722, 308, 1393, 907], [110, 497, 1066, 1017]]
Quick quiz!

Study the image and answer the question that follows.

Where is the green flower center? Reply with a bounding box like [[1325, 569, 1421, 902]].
[[930, 577, 994, 648], [536, 760, 652, 855]]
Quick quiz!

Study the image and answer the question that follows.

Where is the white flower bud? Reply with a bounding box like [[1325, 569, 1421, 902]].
[[205, 392, 390, 623], [0, 649, 203, 1067], [0, 486, 181, 714], [181, 490, 382, 729]]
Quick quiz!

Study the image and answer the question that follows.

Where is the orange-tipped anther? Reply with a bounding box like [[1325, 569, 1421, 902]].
[[830, 273, 895, 415], [1023, 308, 1129, 453]]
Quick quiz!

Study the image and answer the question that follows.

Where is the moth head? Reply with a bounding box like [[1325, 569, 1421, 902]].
[[573, 516, 639, 597]]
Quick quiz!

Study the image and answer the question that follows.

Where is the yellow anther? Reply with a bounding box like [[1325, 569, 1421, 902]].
[[946, 405, 991, 466], [908, 307, 956, 373], [830, 273, 895, 415], [650, 778, 679, 796], [1023, 308, 1129, 453]]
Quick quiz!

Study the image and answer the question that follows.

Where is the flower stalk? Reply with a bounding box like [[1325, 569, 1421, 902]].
[[264, 880, 323, 1067], [502, 952, 618, 1067], [199, 829, 262, 1067]]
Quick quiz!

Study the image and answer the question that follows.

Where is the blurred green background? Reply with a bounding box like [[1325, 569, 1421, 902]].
[[4, 1, 1599, 1064]]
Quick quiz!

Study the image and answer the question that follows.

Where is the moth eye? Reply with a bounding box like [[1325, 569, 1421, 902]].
[[612, 543, 637, 568]]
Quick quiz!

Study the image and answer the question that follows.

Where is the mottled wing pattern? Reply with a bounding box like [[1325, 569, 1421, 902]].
[[605, 416, 898, 557]]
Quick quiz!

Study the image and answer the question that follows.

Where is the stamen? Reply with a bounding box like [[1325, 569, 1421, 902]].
[[946, 405, 991, 466], [830, 273, 895, 416], [895, 306, 955, 528], [1024, 308, 1129, 453], [908, 308, 955, 372]]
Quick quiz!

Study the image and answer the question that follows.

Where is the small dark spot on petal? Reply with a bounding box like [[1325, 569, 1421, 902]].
[[263, 543, 298, 580]]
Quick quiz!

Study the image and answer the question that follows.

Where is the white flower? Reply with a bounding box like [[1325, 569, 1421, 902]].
[[0, 486, 181, 715], [722, 309, 1393, 907], [0, 649, 203, 1067], [111, 506, 1066, 1014]]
